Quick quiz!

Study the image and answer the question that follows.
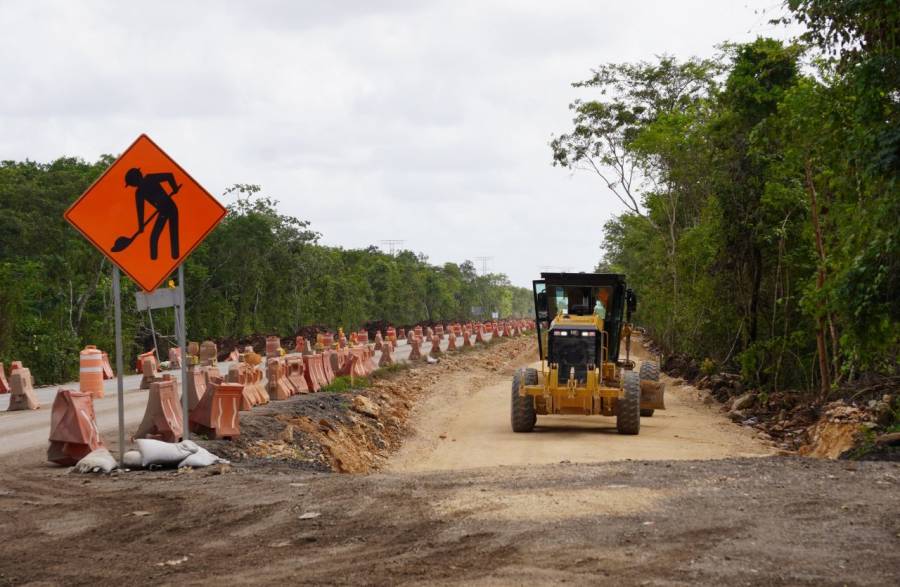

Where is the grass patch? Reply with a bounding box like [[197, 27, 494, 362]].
[[321, 375, 371, 392], [372, 362, 411, 379]]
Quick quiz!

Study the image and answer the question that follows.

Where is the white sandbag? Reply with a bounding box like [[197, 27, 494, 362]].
[[178, 445, 230, 468], [122, 450, 143, 469], [74, 448, 118, 474], [135, 438, 198, 467]]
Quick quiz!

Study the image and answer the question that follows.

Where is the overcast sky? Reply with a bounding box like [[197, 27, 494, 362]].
[[0, 1, 793, 287]]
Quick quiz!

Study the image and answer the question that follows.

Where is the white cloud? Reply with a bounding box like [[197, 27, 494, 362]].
[[0, 0, 796, 286]]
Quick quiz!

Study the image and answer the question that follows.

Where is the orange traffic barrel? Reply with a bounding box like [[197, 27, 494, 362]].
[[79, 346, 104, 399]]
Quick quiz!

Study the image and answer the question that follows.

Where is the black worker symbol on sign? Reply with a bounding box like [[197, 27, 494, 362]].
[[111, 168, 182, 260]]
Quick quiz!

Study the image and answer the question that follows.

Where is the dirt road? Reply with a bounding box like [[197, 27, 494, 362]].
[[1, 335, 897, 586], [0, 456, 897, 586], [390, 342, 773, 472]]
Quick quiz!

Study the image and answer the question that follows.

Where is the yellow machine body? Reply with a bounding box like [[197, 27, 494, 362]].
[[520, 312, 665, 415]]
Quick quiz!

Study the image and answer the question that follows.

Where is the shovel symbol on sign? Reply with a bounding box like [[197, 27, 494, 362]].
[[111, 167, 182, 260]]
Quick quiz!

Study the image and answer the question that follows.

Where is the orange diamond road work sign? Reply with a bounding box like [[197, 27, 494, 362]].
[[65, 134, 227, 292]]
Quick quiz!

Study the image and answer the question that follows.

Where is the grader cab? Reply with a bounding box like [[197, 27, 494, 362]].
[[511, 272, 665, 434]]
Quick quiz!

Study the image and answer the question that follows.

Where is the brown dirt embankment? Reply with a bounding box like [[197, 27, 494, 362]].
[[209, 335, 537, 473]]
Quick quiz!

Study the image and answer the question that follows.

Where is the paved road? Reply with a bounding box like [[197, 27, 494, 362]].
[[0, 333, 493, 457]]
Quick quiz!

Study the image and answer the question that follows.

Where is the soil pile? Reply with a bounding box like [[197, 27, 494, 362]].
[[661, 348, 899, 459], [210, 336, 535, 473]]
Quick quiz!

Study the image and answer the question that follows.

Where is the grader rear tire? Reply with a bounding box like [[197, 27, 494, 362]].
[[617, 371, 641, 435], [639, 360, 660, 417], [511, 368, 537, 432]]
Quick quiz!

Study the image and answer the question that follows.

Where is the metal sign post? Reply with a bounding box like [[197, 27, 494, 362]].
[[112, 267, 126, 464], [177, 265, 189, 440], [64, 133, 226, 465]]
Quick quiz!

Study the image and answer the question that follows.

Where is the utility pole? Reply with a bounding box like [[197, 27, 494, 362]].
[[380, 239, 405, 255]]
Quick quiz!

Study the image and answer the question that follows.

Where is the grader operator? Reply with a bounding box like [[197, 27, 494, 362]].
[[511, 272, 665, 434]]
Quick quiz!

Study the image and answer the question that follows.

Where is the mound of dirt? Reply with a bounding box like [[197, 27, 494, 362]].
[[210, 335, 536, 473]]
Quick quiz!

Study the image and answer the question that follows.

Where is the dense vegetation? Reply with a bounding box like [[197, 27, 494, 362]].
[[0, 173, 531, 384], [553, 0, 897, 394]]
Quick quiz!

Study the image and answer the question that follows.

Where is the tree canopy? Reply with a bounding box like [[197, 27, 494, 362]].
[[553, 0, 898, 393], [0, 166, 531, 384]]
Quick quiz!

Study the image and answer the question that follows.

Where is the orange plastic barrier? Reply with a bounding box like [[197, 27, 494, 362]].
[[228, 363, 268, 410], [285, 354, 310, 393], [328, 349, 348, 377], [134, 376, 183, 443], [348, 350, 369, 378], [187, 365, 207, 411], [414, 326, 423, 339], [435, 325, 444, 340], [190, 381, 242, 439], [311, 354, 330, 387], [379, 340, 394, 367], [0, 362, 9, 394], [365, 346, 377, 372], [47, 389, 103, 465], [475, 326, 486, 344], [204, 364, 223, 386], [430, 335, 442, 357], [139, 357, 161, 390], [168, 347, 182, 369], [101, 352, 115, 379], [321, 350, 336, 384], [408, 336, 423, 361], [348, 346, 374, 375], [135, 349, 157, 373], [374, 331, 384, 351], [266, 336, 281, 358], [7, 367, 39, 411], [266, 359, 292, 400], [447, 331, 457, 351], [462, 328, 473, 347], [503, 322, 513, 337], [302, 355, 323, 392], [199, 340, 217, 365]]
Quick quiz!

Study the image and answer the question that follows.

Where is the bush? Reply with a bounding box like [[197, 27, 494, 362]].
[[700, 358, 717, 376]]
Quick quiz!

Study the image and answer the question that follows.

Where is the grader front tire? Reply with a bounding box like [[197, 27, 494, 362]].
[[639, 360, 660, 417], [617, 371, 641, 435], [511, 368, 537, 432]]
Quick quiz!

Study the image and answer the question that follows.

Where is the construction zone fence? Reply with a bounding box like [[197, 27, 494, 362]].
[[24, 320, 534, 467]]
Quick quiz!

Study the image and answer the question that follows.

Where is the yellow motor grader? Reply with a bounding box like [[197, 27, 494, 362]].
[[512, 272, 665, 434]]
